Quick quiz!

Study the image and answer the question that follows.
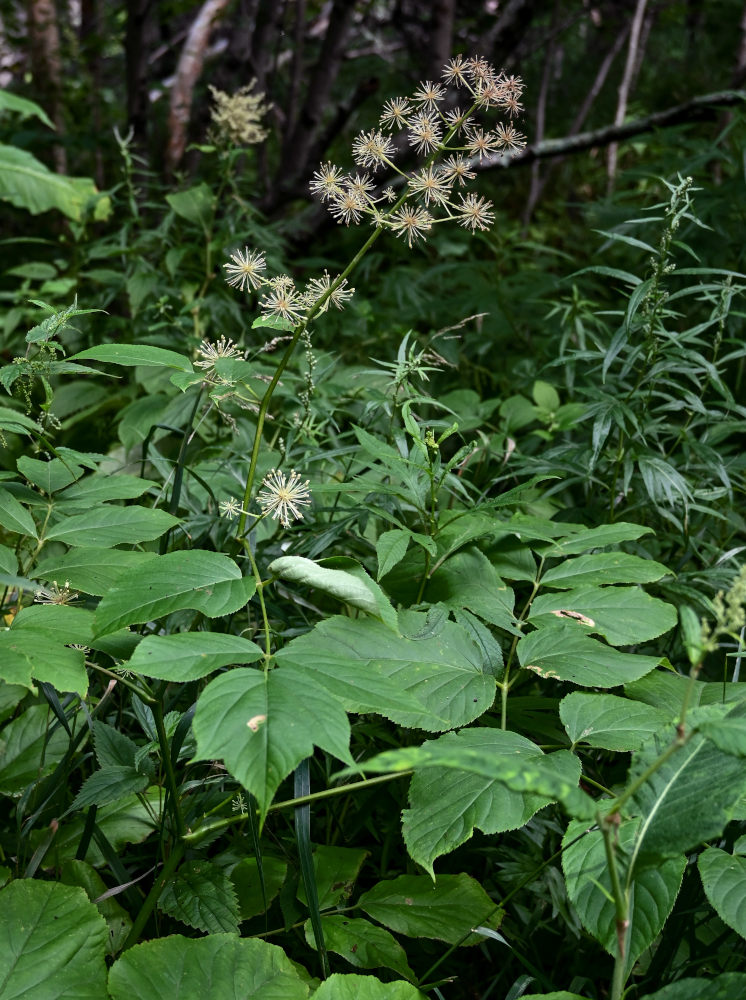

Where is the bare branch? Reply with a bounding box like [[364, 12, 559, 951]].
[[607, 0, 649, 193]]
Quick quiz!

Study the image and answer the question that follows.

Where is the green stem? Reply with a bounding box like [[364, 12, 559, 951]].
[[600, 812, 629, 1000], [153, 698, 186, 839], [123, 841, 185, 950], [241, 537, 272, 664]]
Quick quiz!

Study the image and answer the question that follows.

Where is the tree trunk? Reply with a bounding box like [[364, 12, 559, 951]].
[[26, 0, 66, 172], [125, 0, 152, 148]]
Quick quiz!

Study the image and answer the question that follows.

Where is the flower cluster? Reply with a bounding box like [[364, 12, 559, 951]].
[[208, 81, 271, 148], [223, 248, 354, 328], [309, 55, 525, 246]]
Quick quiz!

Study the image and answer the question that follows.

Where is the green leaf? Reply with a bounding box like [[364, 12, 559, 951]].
[[541, 552, 670, 589], [45, 505, 179, 547], [402, 729, 579, 876], [376, 529, 410, 580], [639, 974, 746, 999], [426, 547, 517, 633], [313, 974, 425, 999], [698, 712, 746, 757], [0, 704, 69, 795], [94, 551, 256, 637], [560, 692, 670, 751], [522, 995, 590, 1000], [72, 766, 149, 810], [358, 872, 499, 945], [0, 880, 108, 998], [529, 586, 676, 645], [158, 860, 239, 934], [192, 665, 352, 816], [60, 859, 132, 957], [305, 916, 415, 981], [275, 614, 495, 732], [52, 790, 162, 867], [125, 632, 264, 681], [698, 847, 746, 939], [563, 818, 685, 974], [166, 183, 216, 229], [69, 344, 194, 371], [0, 406, 39, 436], [34, 548, 159, 596], [56, 474, 156, 508], [269, 556, 397, 630], [108, 934, 309, 999], [0, 628, 87, 692], [0, 142, 110, 221], [0, 89, 55, 127], [517, 623, 661, 687], [297, 845, 368, 910], [0, 487, 37, 538], [17, 455, 83, 494], [231, 856, 287, 919], [542, 522, 653, 555], [532, 380, 560, 411], [629, 731, 746, 860]]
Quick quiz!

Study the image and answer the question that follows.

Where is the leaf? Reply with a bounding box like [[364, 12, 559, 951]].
[[313, 974, 425, 1000], [297, 845, 368, 910], [629, 730, 746, 860], [0, 880, 108, 998], [52, 790, 162, 867], [34, 548, 159, 597], [231, 856, 287, 919], [158, 860, 239, 934], [269, 556, 397, 630], [17, 456, 83, 494], [426, 547, 517, 633], [45, 505, 179, 547], [402, 729, 579, 876], [125, 632, 264, 681], [0, 406, 39, 436], [108, 934, 309, 1000], [542, 522, 653, 555], [358, 872, 499, 945], [563, 818, 685, 974], [69, 344, 193, 371], [517, 623, 661, 687], [0, 628, 87, 693], [376, 529, 410, 580], [560, 692, 670, 751], [532, 380, 560, 411], [0, 487, 37, 538], [305, 916, 415, 981], [0, 705, 69, 796], [56, 474, 156, 508], [192, 665, 352, 817], [275, 614, 495, 732], [541, 552, 670, 589], [166, 183, 216, 230], [0, 89, 55, 127], [529, 586, 677, 645], [0, 142, 110, 221], [59, 859, 132, 957], [698, 713, 746, 757], [639, 974, 746, 999], [72, 766, 149, 810], [94, 551, 256, 637], [698, 847, 746, 939]]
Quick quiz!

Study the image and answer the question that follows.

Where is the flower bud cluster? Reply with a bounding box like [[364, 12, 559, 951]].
[[309, 55, 526, 246]]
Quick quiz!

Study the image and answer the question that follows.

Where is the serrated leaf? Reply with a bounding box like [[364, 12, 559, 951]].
[[108, 933, 309, 999], [69, 344, 193, 371], [158, 860, 239, 934], [563, 818, 685, 974], [0, 628, 87, 693], [0, 880, 108, 997], [94, 721, 138, 768], [192, 665, 352, 816], [313, 974, 424, 1000], [541, 553, 670, 589], [56, 474, 156, 508], [305, 916, 415, 980], [59, 859, 132, 957], [560, 692, 670, 751], [94, 551, 256, 637], [426, 547, 517, 633], [0, 487, 37, 538], [529, 586, 676, 645], [358, 872, 498, 945], [72, 765, 149, 809], [17, 455, 83, 494], [125, 632, 264, 681], [0, 405, 39, 436], [275, 614, 494, 732], [517, 622, 661, 687], [376, 529, 410, 580], [402, 729, 578, 876], [34, 548, 159, 596], [543, 522, 653, 555], [45, 505, 179, 547], [698, 847, 746, 939]]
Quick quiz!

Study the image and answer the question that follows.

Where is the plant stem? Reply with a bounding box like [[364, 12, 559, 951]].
[[153, 698, 186, 839], [123, 841, 185, 951]]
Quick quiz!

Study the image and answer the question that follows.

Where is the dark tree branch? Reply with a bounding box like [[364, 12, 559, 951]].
[[607, 0, 649, 192]]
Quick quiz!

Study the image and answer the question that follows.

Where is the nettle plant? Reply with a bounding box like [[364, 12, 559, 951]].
[[1, 58, 746, 1000]]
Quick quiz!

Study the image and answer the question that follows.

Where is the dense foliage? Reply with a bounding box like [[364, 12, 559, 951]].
[[2, 3, 746, 998]]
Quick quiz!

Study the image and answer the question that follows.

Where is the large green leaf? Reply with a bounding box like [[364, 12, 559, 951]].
[[0, 704, 69, 795], [166, 183, 216, 229], [541, 552, 669, 589], [540, 522, 653, 555], [401, 729, 579, 876], [297, 845, 368, 909], [639, 973, 746, 999], [17, 455, 82, 494], [275, 615, 494, 732], [108, 934, 309, 999], [69, 344, 193, 371], [59, 859, 132, 957], [158, 860, 239, 934], [0, 628, 87, 692], [425, 547, 517, 633], [698, 847, 746, 939], [52, 790, 162, 867], [192, 665, 352, 816], [231, 856, 287, 919], [56, 474, 157, 508], [0, 487, 37, 538], [560, 692, 670, 751], [358, 872, 499, 945], [0, 142, 110, 221], [45, 505, 179, 547], [517, 622, 660, 687], [529, 586, 676, 645], [563, 818, 685, 973], [0, 880, 108, 998], [305, 917, 415, 980], [125, 632, 264, 681], [313, 974, 425, 1000], [72, 766, 149, 810], [34, 548, 159, 596], [94, 551, 256, 637]]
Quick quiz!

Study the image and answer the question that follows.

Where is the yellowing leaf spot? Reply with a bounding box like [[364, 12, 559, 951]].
[[247, 714, 267, 732], [551, 609, 595, 627]]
